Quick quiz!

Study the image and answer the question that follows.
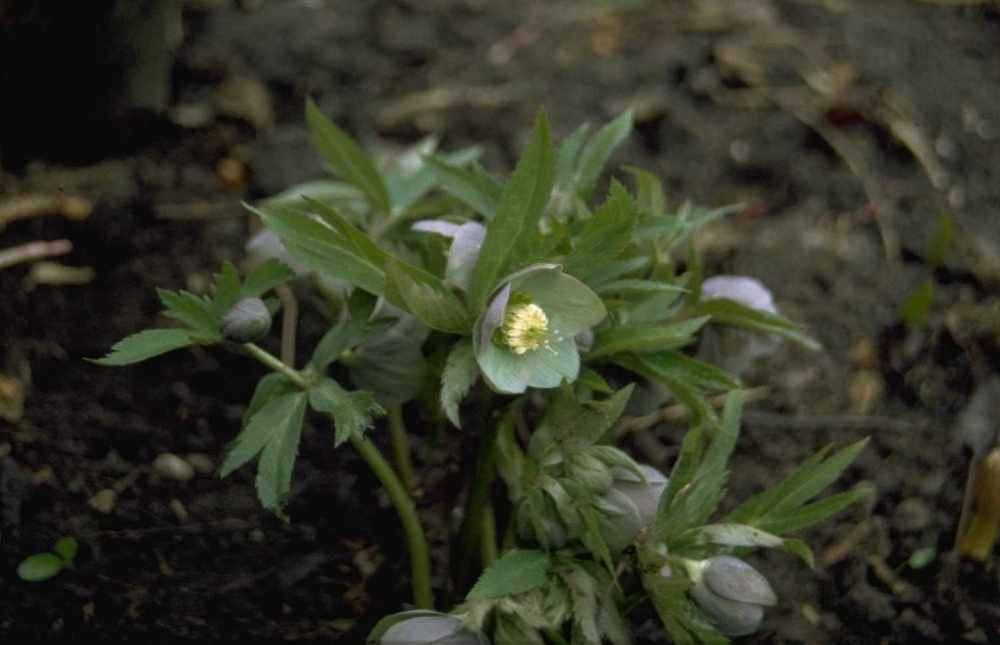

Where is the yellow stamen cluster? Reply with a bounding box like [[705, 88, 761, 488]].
[[501, 303, 550, 354]]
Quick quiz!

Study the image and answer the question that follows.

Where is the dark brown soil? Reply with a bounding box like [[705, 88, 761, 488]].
[[2, 1, 999, 643]]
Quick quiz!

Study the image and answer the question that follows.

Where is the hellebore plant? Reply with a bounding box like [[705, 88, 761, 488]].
[[97, 101, 869, 644]]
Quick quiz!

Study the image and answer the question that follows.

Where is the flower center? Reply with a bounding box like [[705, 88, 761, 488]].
[[501, 303, 550, 354]]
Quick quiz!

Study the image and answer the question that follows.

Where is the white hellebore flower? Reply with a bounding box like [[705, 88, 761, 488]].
[[698, 275, 782, 376]]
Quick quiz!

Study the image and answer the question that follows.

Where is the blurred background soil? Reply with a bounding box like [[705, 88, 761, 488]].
[[1, 0, 999, 642]]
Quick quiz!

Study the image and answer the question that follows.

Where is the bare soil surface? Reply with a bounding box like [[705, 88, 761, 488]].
[[2, 1, 999, 643]]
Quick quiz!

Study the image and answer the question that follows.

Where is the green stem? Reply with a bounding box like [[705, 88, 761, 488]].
[[480, 502, 498, 568], [451, 407, 503, 602], [387, 403, 419, 493], [350, 432, 434, 609], [242, 343, 434, 609]]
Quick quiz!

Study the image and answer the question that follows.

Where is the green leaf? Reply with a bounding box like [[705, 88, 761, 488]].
[[723, 438, 869, 533], [574, 110, 633, 199], [555, 122, 590, 190], [92, 328, 201, 366], [528, 383, 634, 466], [308, 377, 383, 446], [624, 166, 667, 218], [742, 487, 873, 537], [643, 573, 728, 645], [385, 144, 481, 217], [466, 549, 552, 600], [350, 313, 429, 405], [899, 279, 934, 327], [309, 291, 394, 372], [220, 391, 307, 514], [242, 373, 299, 426], [563, 180, 638, 280], [679, 523, 785, 550], [156, 289, 216, 336], [305, 97, 391, 214], [209, 261, 244, 317], [927, 211, 954, 270], [617, 350, 739, 393], [686, 298, 821, 351], [653, 392, 741, 541], [247, 202, 386, 296], [259, 179, 363, 210], [17, 553, 66, 582], [384, 258, 471, 333], [467, 112, 556, 309], [240, 258, 296, 299], [53, 537, 78, 564], [576, 367, 612, 394], [423, 155, 501, 219], [441, 339, 479, 427], [588, 316, 709, 359]]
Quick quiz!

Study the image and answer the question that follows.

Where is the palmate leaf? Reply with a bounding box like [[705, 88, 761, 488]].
[[527, 383, 634, 467], [219, 391, 308, 517], [308, 377, 383, 446], [93, 329, 208, 366], [466, 549, 552, 600], [156, 289, 216, 336], [723, 438, 869, 535], [305, 97, 391, 214], [563, 180, 638, 281], [466, 112, 556, 310]]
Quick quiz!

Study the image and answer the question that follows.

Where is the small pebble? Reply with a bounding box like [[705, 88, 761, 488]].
[[152, 453, 195, 482], [88, 489, 117, 514], [184, 453, 215, 475], [893, 497, 931, 533]]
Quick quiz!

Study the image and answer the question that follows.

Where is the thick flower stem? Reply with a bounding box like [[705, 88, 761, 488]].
[[387, 403, 419, 493], [242, 343, 434, 609]]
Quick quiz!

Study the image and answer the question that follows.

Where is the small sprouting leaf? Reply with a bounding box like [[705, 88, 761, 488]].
[[53, 537, 78, 564], [441, 339, 479, 427], [17, 553, 66, 582], [220, 391, 308, 514], [528, 383, 634, 467], [588, 316, 710, 359], [624, 166, 667, 218], [308, 377, 383, 446], [467, 111, 556, 309], [92, 329, 202, 366], [563, 180, 638, 281], [305, 97, 391, 214], [899, 279, 934, 327], [927, 212, 954, 271], [240, 258, 296, 299], [466, 549, 552, 600], [423, 156, 501, 220], [574, 110, 633, 199], [384, 259, 471, 334]]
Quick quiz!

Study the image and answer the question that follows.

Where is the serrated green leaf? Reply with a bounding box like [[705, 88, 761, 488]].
[[593, 279, 688, 297], [723, 439, 869, 532], [351, 312, 428, 406], [617, 350, 739, 393], [241, 258, 296, 299], [384, 258, 471, 333], [247, 202, 387, 296], [743, 488, 872, 538], [653, 392, 741, 541], [242, 373, 299, 426], [385, 143, 481, 217], [305, 97, 391, 214], [308, 377, 383, 446], [574, 110, 633, 199], [624, 166, 667, 219], [467, 112, 555, 309], [681, 523, 785, 550], [466, 549, 552, 600], [157, 289, 216, 336], [423, 155, 501, 219], [53, 537, 78, 564], [92, 328, 203, 366], [563, 180, 638, 280], [209, 261, 244, 317], [17, 553, 66, 582], [586, 257, 651, 290], [555, 122, 590, 190], [644, 573, 729, 645], [588, 316, 709, 359], [219, 391, 307, 491], [782, 537, 815, 567], [441, 339, 479, 427], [686, 298, 821, 351], [527, 383, 634, 466], [576, 367, 612, 394]]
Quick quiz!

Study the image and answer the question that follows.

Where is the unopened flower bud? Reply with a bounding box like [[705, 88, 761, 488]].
[[595, 488, 644, 553], [371, 611, 490, 645], [610, 464, 669, 528], [686, 556, 776, 637], [567, 453, 613, 494], [698, 275, 782, 376], [574, 327, 594, 353], [221, 297, 272, 343]]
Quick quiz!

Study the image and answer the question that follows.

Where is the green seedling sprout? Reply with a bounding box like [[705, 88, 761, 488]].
[[18, 536, 78, 582]]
